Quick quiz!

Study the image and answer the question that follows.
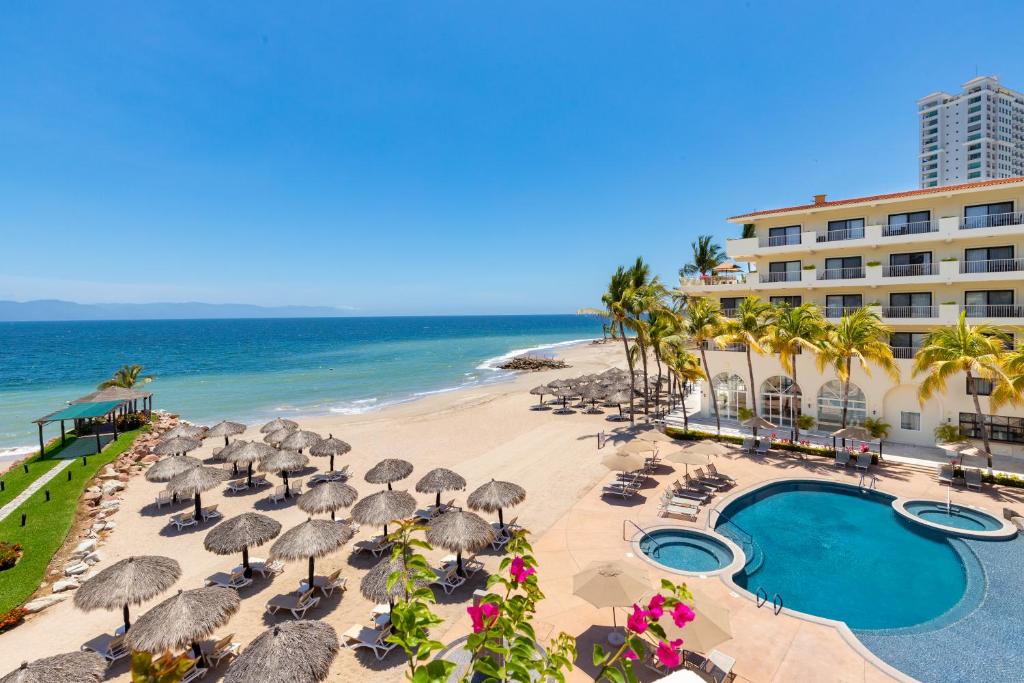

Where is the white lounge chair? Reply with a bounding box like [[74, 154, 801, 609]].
[[250, 474, 271, 488], [669, 481, 709, 502], [224, 478, 248, 493], [267, 485, 288, 504], [342, 623, 397, 660], [706, 463, 736, 484], [658, 501, 698, 521], [694, 468, 729, 490], [741, 436, 755, 453], [755, 439, 770, 456], [430, 565, 466, 594], [490, 517, 519, 550], [442, 553, 484, 577], [179, 660, 209, 683], [684, 473, 716, 494], [81, 633, 129, 663], [300, 569, 347, 597], [834, 451, 851, 467], [155, 490, 173, 508], [938, 465, 955, 486], [337, 516, 361, 534], [200, 504, 221, 521], [855, 453, 872, 471], [290, 478, 304, 496], [206, 570, 252, 590], [168, 511, 197, 531], [688, 648, 736, 683], [199, 634, 239, 666], [266, 589, 319, 619], [352, 535, 393, 557], [242, 558, 285, 578], [966, 468, 983, 491]]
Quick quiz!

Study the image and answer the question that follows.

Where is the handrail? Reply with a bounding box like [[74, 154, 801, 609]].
[[624, 520, 660, 556], [773, 594, 784, 615], [712, 510, 752, 544], [756, 587, 768, 608]]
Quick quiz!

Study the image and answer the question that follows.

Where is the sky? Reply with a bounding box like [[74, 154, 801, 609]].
[[2, 1, 1023, 316]]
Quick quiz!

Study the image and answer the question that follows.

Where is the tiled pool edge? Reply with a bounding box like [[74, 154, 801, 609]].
[[629, 523, 745, 578], [891, 497, 1018, 539]]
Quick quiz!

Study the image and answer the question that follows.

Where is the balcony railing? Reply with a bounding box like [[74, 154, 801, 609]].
[[960, 211, 1024, 230], [881, 220, 938, 237], [816, 227, 865, 243], [759, 234, 801, 248], [882, 305, 938, 319], [701, 341, 746, 352], [824, 306, 862, 318], [818, 267, 865, 281], [762, 271, 801, 283], [963, 304, 1024, 318], [720, 308, 737, 318], [882, 262, 940, 277], [889, 346, 921, 360], [960, 258, 1024, 274]]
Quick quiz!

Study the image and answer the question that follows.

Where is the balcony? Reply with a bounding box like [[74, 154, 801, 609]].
[[889, 346, 920, 360], [880, 220, 938, 237], [759, 233, 801, 248], [962, 304, 1024, 319], [816, 227, 865, 244], [960, 211, 1024, 230], [882, 263, 940, 278], [874, 302, 959, 325], [817, 266, 865, 281], [881, 305, 938, 319], [761, 271, 802, 284], [824, 306, 862, 319], [960, 258, 1024, 275]]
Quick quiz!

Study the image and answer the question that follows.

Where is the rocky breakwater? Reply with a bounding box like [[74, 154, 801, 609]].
[[496, 355, 570, 371]]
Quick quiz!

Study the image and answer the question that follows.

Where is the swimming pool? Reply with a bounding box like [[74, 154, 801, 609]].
[[637, 528, 735, 574], [902, 501, 1002, 531], [715, 480, 981, 630]]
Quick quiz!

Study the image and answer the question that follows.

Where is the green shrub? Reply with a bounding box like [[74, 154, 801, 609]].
[[0, 542, 21, 571], [865, 261, 881, 267], [0, 607, 26, 633], [984, 472, 1024, 489]]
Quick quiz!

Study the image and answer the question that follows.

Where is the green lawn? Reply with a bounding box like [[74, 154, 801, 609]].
[[0, 437, 76, 510], [0, 425, 148, 615]]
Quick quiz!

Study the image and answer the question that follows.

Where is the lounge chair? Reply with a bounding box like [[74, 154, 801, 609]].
[[740, 436, 755, 454], [155, 490, 173, 508], [290, 478, 304, 496], [224, 478, 248, 493], [431, 565, 466, 594], [602, 483, 638, 499], [658, 500, 698, 521], [179, 660, 209, 683], [244, 558, 285, 577], [442, 553, 484, 577], [755, 439, 770, 456], [694, 467, 729, 490], [267, 485, 288, 503], [966, 468, 983, 491], [707, 463, 736, 484], [250, 474, 271, 488], [206, 570, 252, 590], [834, 451, 851, 467], [490, 517, 519, 550], [300, 569, 347, 597], [266, 589, 319, 619], [687, 648, 736, 683], [669, 481, 709, 502], [352, 536, 393, 557], [855, 453, 872, 471], [168, 511, 197, 531], [662, 489, 703, 509], [342, 623, 397, 660], [938, 464, 955, 486], [200, 504, 221, 521], [200, 634, 240, 666], [684, 473, 716, 494], [337, 516, 361, 533], [81, 633, 129, 663], [312, 465, 350, 485]]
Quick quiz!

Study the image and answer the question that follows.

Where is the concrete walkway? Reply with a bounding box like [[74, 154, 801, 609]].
[[0, 459, 73, 522]]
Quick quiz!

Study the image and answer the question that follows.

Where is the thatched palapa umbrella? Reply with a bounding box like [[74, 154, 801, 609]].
[[426, 510, 495, 577], [204, 512, 282, 578], [297, 481, 358, 521], [125, 587, 240, 661], [552, 385, 576, 414], [162, 425, 208, 441], [270, 519, 355, 594], [225, 620, 338, 683], [528, 385, 552, 410], [360, 556, 430, 606], [144, 455, 200, 483], [280, 430, 322, 454], [261, 417, 298, 434], [221, 439, 274, 486], [605, 390, 631, 420], [167, 465, 229, 519], [73, 555, 181, 632], [207, 420, 246, 447], [415, 467, 467, 508], [1, 652, 105, 683], [467, 479, 525, 529], [260, 449, 308, 497], [309, 434, 351, 472], [351, 489, 416, 536], [264, 428, 296, 446], [365, 458, 413, 490], [154, 436, 202, 456]]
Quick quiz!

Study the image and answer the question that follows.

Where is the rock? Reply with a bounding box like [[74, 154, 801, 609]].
[[74, 539, 97, 555], [25, 595, 67, 613], [496, 355, 570, 371], [101, 481, 125, 495], [64, 562, 89, 576], [82, 491, 102, 504], [83, 551, 102, 565], [103, 521, 117, 530], [99, 499, 121, 510], [52, 579, 80, 593], [117, 473, 130, 482]]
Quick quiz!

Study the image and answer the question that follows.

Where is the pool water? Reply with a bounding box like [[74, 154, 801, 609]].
[[638, 529, 733, 573], [716, 481, 976, 630], [904, 501, 1002, 532]]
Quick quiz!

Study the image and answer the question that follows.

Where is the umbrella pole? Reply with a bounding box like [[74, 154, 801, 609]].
[[330, 454, 335, 472], [457, 550, 465, 578], [283, 472, 290, 497], [191, 641, 203, 665], [224, 436, 230, 447], [123, 604, 131, 632], [435, 492, 442, 508], [242, 547, 252, 578], [498, 508, 505, 529], [308, 556, 316, 592], [331, 509, 336, 521], [247, 462, 253, 487], [383, 523, 389, 537], [387, 482, 393, 491], [194, 492, 202, 520]]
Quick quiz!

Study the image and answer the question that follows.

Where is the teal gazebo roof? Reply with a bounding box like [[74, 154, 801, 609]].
[[35, 400, 126, 424]]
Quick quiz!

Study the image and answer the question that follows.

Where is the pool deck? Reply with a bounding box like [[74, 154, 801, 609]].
[[521, 436, 1024, 682]]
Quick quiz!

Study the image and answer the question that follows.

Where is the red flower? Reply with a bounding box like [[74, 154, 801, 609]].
[[622, 649, 638, 661], [467, 603, 499, 633], [671, 602, 695, 627], [510, 556, 535, 583], [647, 594, 666, 620], [655, 639, 685, 669], [626, 604, 649, 633]]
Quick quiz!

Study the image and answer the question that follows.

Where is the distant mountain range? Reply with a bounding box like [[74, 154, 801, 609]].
[[0, 299, 354, 321]]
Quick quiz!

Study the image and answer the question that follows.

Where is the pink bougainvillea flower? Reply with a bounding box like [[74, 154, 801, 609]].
[[467, 603, 500, 633], [622, 649, 638, 661], [509, 556, 536, 583], [647, 594, 666, 619], [671, 602, 695, 627], [655, 639, 684, 669], [626, 604, 649, 633]]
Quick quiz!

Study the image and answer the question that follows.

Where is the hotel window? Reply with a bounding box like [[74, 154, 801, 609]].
[[890, 332, 927, 359], [825, 294, 862, 317], [964, 245, 1014, 273], [719, 298, 742, 316], [888, 293, 932, 317], [888, 251, 933, 276], [823, 218, 865, 241], [767, 261, 801, 283], [886, 211, 931, 235], [966, 376, 994, 396], [964, 290, 1015, 317], [960, 413, 1024, 444], [900, 412, 921, 431], [766, 225, 801, 247], [823, 256, 863, 279], [964, 202, 1014, 228]]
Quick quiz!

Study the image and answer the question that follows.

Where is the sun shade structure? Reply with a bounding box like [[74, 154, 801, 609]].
[[618, 440, 656, 455], [0, 651, 106, 683], [33, 399, 131, 456], [831, 425, 872, 441], [742, 415, 776, 430], [308, 434, 351, 472], [167, 465, 230, 519], [206, 420, 246, 446], [426, 510, 495, 576], [259, 449, 309, 496], [221, 440, 274, 486], [154, 436, 202, 456], [360, 556, 431, 605], [601, 450, 647, 473], [415, 467, 467, 507], [297, 481, 358, 520], [270, 518, 355, 593], [261, 418, 298, 434], [573, 560, 650, 639], [683, 440, 733, 457], [204, 512, 282, 578], [73, 555, 181, 632], [528, 385, 551, 408], [351, 489, 416, 536], [663, 448, 709, 475], [125, 587, 240, 658], [162, 424, 208, 441], [280, 430, 322, 453], [467, 479, 526, 529], [657, 589, 732, 654], [225, 620, 339, 683], [638, 429, 677, 444], [144, 455, 200, 483], [264, 427, 296, 446], [365, 458, 414, 490]]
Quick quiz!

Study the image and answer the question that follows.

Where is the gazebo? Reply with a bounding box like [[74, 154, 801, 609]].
[[33, 387, 153, 457]]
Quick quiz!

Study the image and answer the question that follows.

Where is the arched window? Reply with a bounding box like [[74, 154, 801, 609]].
[[712, 373, 747, 420], [817, 380, 866, 429], [761, 376, 802, 427]]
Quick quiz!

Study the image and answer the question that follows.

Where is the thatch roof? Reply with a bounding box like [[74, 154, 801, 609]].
[[831, 425, 872, 440], [280, 430, 323, 451], [426, 510, 495, 553], [206, 421, 247, 438], [297, 482, 358, 515], [467, 480, 526, 513], [125, 587, 240, 653], [364, 458, 413, 485], [153, 436, 202, 455], [259, 449, 308, 474], [359, 556, 431, 604], [166, 465, 230, 497], [264, 428, 296, 445], [309, 435, 351, 458], [73, 556, 181, 612], [204, 513, 282, 555], [415, 468, 466, 494], [71, 386, 151, 403], [260, 418, 298, 434], [162, 425, 208, 441], [0, 651, 106, 683], [270, 519, 355, 562], [351, 490, 416, 527], [224, 621, 339, 683], [220, 440, 274, 465], [528, 385, 550, 396], [144, 455, 200, 483]]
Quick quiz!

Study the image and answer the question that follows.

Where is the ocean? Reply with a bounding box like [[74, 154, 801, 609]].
[[0, 315, 603, 452]]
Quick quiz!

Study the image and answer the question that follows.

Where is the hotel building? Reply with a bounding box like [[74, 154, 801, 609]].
[[677, 176, 1024, 454], [919, 76, 1024, 188]]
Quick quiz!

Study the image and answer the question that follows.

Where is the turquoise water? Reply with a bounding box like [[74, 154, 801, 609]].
[[638, 529, 733, 573], [716, 481, 975, 630], [0, 315, 603, 449], [904, 502, 1002, 532]]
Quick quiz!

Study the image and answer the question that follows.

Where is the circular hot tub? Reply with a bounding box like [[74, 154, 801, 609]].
[[893, 499, 1017, 539], [634, 527, 741, 576]]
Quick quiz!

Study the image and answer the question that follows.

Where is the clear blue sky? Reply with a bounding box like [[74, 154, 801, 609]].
[[2, 1, 1023, 316]]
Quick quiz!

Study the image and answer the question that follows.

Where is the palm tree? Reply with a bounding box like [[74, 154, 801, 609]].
[[913, 313, 1010, 468], [679, 235, 725, 279], [650, 308, 687, 414], [627, 279, 669, 413], [665, 348, 704, 433], [763, 303, 826, 443], [97, 364, 154, 390], [715, 296, 772, 421], [740, 223, 756, 239], [815, 308, 899, 429], [684, 297, 723, 436]]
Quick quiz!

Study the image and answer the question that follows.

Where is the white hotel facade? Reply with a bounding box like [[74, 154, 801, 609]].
[[677, 176, 1024, 454]]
